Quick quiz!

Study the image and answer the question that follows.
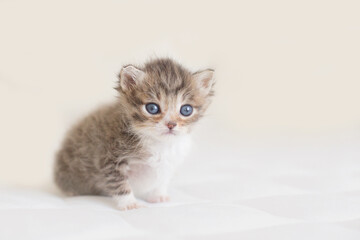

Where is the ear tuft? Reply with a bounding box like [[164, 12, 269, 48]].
[[193, 69, 215, 95], [118, 65, 145, 90]]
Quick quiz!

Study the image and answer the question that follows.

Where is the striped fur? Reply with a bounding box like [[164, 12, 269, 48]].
[[54, 58, 215, 210]]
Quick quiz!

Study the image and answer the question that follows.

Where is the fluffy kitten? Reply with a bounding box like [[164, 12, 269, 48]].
[[54, 58, 215, 210]]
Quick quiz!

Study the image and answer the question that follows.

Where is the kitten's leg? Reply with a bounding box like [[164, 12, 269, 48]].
[[102, 161, 142, 210], [145, 172, 172, 203]]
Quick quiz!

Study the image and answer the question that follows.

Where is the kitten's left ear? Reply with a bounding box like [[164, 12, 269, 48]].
[[193, 69, 215, 95]]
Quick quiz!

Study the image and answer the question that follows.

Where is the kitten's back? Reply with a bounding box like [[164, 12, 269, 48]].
[[54, 103, 132, 195]]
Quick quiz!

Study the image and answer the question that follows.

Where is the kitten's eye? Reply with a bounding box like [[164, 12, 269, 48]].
[[180, 105, 193, 116], [145, 103, 160, 114]]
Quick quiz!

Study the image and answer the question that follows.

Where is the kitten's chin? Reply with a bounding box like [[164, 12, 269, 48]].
[[133, 124, 189, 141], [162, 130, 177, 136], [153, 131, 182, 141], [134, 128, 179, 141]]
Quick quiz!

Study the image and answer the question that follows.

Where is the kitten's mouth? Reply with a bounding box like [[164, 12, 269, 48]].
[[163, 130, 176, 136]]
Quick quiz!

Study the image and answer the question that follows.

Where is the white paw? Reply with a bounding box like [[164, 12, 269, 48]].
[[118, 202, 144, 211], [114, 193, 144, 211], [146, 195, 170, 203]]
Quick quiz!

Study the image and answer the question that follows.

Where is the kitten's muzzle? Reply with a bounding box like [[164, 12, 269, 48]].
[[166, 121, 177, 130]]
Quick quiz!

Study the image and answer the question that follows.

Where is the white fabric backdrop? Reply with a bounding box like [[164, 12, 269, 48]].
[[1, 121, 360, 239]]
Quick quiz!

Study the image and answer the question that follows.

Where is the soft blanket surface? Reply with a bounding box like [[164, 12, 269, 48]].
[[1, 130, 360, 240]]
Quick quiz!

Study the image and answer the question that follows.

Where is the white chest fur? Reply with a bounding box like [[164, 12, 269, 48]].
[[128, 134, 192, 198]]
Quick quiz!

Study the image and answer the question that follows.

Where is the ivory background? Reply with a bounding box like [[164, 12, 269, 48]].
[[0, 0, 359, 187]]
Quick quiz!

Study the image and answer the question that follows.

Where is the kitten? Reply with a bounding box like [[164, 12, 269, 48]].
[[54, 58, 215, 210]]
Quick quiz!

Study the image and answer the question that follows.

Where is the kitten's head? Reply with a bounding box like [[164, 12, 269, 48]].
[[116, 58, 215, 140]]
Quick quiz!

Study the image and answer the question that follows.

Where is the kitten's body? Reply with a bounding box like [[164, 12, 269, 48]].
[[54, 58, 214, 210]]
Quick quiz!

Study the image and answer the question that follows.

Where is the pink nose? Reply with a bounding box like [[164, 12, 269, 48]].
[[167, 121, 177, 130]]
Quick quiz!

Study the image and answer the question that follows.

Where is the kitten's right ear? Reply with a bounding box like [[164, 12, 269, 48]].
[[192, 69, 215, 96], [118, 65, 145, 90]]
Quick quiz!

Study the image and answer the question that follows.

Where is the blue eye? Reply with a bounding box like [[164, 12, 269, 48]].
[[145, 103, 160, 114], [180, 105, 193, 116]]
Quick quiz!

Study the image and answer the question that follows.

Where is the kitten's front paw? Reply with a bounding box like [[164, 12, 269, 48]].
[[114, 193, 144, 211], [146, 195, 170, 203], [118, 202, 144, 211]]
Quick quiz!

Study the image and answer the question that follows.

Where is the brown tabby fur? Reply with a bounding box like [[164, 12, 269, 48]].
[[54, 58, 215, 207]]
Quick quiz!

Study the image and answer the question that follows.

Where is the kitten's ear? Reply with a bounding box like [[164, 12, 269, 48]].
[[118, 65, 145, 90], [193, 69, 215, 95]]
